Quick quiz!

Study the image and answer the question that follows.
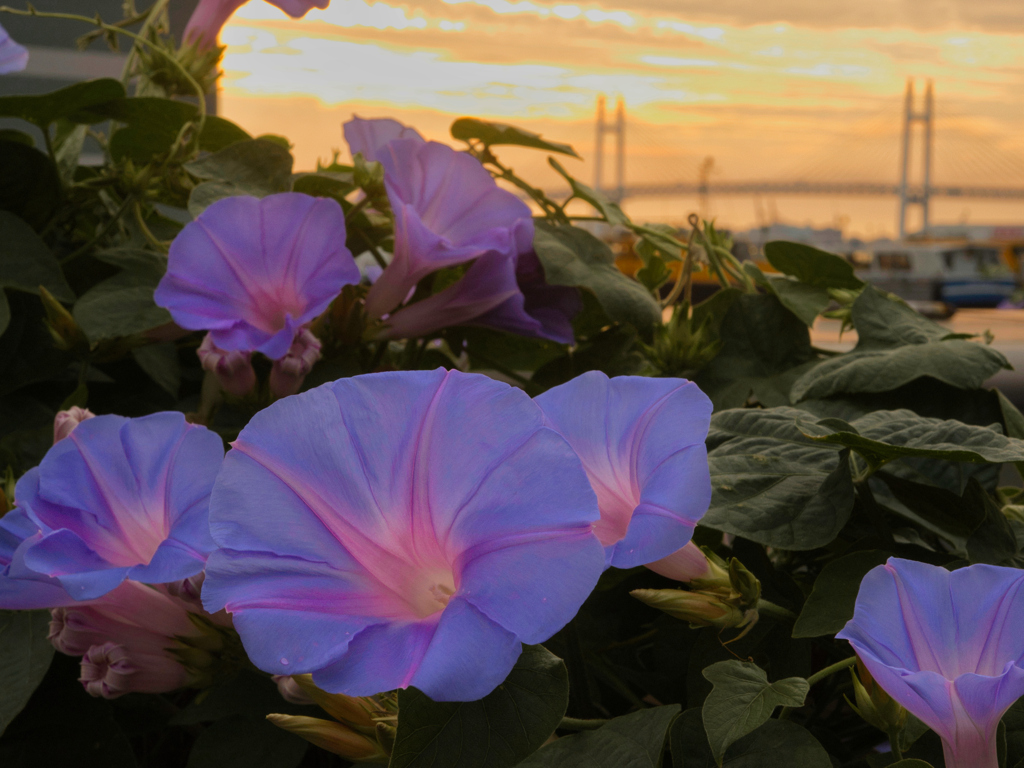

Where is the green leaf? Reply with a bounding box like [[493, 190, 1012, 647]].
[[791, 288, 1009, 402], [636, 256, 670, 292], [73, 250, 170, 341], [764, 241, 864, 290], [701, 661, 809, 766], [132, 343, 180, 397], [533, 221, 661, 330], [171, 671, 319, 725], [0, 211, 75, 303], [0, 129, 33, 147], [548, 158, 629, 227], [185, 139, 294, 214], [451, 117, 580, 157], [997, 390, 1024, 482], [0, 141, 62, 231], [53, 120, 86, 187], [185, 714, 306, 768], [390, 645, 569, 768], [292, 171, 357, 201], [792, 550, 892, 638], [0, 610, 54, 737], [670, 708, 832, 768], [517, 705, 681, 767], [99, 99, 252, 164], [695, 293, 818, 410], [702, 407, 854, 550], [0, 290, 9, 338], [797, 409, 1024, 466], [0, 78, 126, 127], [745, 262, 830, 327]]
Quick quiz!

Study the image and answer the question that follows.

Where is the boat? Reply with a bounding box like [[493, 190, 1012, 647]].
[[857, 242, 1017, 308]]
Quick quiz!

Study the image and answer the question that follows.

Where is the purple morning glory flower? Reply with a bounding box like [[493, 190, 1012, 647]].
[[154, 193, 359, 361], [838, 558, 1024, 768], [0, 22, 28, 74], [473, 250, 581, 344], [6, 412, 224, 602], [184, 0, 329, 51], [201, 369, 605, 701], [348, 134, 533, 321], [534, 372, 713, 568], [379, 249, 580, 344], [343, 116, 424, 163], [0, 509, 78, 609]]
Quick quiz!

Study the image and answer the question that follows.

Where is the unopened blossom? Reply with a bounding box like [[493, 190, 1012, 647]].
[[184, 0, 329, 52], [269, 328, 322, 398], [535, 372, 713, 568], [5, 412, 224, 602], [48, 579, 202, 657], [646, 541, 728, 585], [53, 406, 95, 443], [198, 333, 257, 397], [274, 675, 316, 705], [80, 641, 193, 699], [0, 22, 28, 74], [202, 369, 605, 701], [155, 193, 359, 361], [267, 714, 388, 763], [838, 558, 1024, 768]]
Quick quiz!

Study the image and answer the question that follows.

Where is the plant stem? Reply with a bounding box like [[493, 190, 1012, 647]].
[[755, 599, 797, 621], [558, 717, 608, 731], [805, 655, 858, 687], [60, 194, 135, 265], [778, 656, 857, 721], [888, 729, 904, 761]]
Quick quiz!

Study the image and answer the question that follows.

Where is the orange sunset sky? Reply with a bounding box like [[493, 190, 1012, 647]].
[[218, 0, 1024, 239]]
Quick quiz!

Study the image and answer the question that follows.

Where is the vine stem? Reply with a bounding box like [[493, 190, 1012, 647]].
[[755, 599, 797, 622], [120, 0, 171, 85], [778, 656, 857, 721], [558, 717, 608, 731]]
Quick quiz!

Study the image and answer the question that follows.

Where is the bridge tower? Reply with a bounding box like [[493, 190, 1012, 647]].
[[594, 95, 626, 202], [898, 78, 934, 238]]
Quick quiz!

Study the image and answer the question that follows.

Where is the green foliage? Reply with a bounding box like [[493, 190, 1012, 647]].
[[792, 550, 891, 637], [451, 117, 580, 157], [533, 221, 662, 330], [517, 705, 680, 767], [671, 709, 832, 767], [390, 645, 569, 768], [0, 611, 54, 737], [703, 408, 854, 549], [701, 661, 809, 765]]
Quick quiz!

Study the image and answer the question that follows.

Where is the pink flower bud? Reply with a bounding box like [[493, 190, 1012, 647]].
[[269, 328, 322, 399], [273, 675, 316, 705], [184, 0, 329, 52], [79, 642, 192, 699], [48, 581, 198, 658], [197, 333, 257, 398], [53, 406, 95, 443]]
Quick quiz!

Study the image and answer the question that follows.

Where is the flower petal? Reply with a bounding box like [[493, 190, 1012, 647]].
[[343, 116, 424, 162]]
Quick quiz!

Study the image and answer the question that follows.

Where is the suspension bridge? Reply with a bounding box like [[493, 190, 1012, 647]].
[[593, 82, 1024, 237]]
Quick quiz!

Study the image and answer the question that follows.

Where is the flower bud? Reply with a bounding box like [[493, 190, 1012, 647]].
[[269, 328, 322, 399], [39, 286, 88, 353], [273, 675, 316, 706], [266, 714, 389, 763], [847, 657, 907, 735], [197, 333, 257, 398], [291, 674, 380, 731], [49, 580, 231, 698], [79, 642, 194, 699], [630, 587, 755, 631], [646, 542, 730, 589], [53, 406, 95, 443]]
